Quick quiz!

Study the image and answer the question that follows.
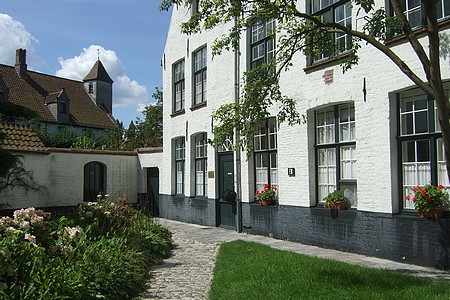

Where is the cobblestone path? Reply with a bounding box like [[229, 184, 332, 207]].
[[138, 227, 220, 300]]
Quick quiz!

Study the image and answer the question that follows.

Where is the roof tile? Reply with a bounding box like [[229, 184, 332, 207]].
[[0, 122, 47, 152]]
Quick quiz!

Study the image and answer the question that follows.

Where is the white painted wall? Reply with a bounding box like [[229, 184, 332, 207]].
[[161, 3, 450, 213], [2, 149, 141, 209]]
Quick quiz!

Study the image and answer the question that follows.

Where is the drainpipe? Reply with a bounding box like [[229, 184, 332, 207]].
[[233, 15, 243, 233]]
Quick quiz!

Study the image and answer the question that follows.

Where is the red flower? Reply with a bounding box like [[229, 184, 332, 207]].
[[405, 195, 410, 200], [412, 185, 420, 192], [438, 184, 445, 189], [271, 185, 277, 191], [255, 190, 259, 195], [425, 196, 431, 202], [264, 184, 269, 189], [420, 189, 427, 195], [413, 196, 417, 202]]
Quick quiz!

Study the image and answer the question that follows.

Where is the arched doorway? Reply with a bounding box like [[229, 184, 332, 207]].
[[83, 161, 106, 201]]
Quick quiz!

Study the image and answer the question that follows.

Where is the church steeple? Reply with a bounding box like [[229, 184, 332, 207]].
[[83, 59, 113, 114]]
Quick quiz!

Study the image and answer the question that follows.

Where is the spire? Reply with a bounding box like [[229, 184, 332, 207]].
[[83, 60, 113, 83]]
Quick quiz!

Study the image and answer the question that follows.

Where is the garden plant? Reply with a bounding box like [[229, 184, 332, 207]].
[[0, 195, 173, 299]]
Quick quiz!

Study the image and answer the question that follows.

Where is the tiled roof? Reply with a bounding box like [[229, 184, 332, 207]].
[[0, 64, 115, 129], [83, 60, 114, 83], [0, 122, 47, 152]]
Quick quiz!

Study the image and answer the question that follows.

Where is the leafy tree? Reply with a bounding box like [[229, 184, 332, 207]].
[[161, 0, 450, 180], [136, 87, 163, 148], [123, 87, 163, 150]]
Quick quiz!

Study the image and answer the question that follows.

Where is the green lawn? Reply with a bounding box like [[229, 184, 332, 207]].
[[209, 240, 450, 300]]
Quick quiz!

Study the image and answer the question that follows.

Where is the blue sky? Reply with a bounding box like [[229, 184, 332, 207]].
[[0, 0, 172, 126]]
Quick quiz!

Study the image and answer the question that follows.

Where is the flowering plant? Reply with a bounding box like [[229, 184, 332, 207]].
[[255, 184, 277, 201], [407, 184, 448, 212], [323, 190, 347, 205]]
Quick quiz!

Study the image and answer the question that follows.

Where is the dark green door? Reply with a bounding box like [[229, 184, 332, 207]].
[[218, 154, 236, 229]]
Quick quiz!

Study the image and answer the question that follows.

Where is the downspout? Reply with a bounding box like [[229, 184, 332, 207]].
[[234, 15, 243, 233]]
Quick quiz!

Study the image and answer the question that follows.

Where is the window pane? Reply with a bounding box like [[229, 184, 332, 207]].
[[438, 138, 450, 186], [255, 153, 269, 192], [402, 140, 431, 208], [318, 148, 336, 201], [340, 145, 356, 179]]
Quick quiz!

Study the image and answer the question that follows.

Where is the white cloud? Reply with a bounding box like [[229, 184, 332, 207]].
[[0, 14, 39, 65], [55, 45, 149, 107]]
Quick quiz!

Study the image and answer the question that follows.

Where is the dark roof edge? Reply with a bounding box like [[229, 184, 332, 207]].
[[47, 147, 137, 156], [136, 147, 163, 153]]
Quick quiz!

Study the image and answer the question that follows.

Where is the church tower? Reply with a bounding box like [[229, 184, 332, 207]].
[[83, 59, 113, 114]]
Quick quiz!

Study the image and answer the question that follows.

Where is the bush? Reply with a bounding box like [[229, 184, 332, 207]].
[[0, 198, 173, 299]]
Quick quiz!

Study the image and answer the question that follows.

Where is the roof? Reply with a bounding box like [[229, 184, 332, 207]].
[[0, 64, 115, 129], [83, 60, 114, 83], [0, 122, 47, 152]]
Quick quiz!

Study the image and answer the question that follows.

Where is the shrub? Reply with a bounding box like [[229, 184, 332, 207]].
[[0, 199, 173, 299]]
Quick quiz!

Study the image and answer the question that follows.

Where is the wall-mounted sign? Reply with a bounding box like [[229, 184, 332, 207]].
[[288, 168, 295, 177]]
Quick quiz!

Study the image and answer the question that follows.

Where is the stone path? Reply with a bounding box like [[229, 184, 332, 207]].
[[138, 218, 450, 299], [138, 226, 220, 299]]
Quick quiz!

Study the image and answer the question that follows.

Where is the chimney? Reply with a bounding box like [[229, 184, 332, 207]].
[[15, 48, 27, 78]]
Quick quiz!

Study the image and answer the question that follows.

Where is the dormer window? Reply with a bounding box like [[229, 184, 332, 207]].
[[88, 82, 94, 94]]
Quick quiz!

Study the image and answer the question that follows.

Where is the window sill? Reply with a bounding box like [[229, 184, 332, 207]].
[[385, 19, 450, 47], [303, 52, 352, 74], [171, 109, 185, 117], [190, 102, 207, 111]]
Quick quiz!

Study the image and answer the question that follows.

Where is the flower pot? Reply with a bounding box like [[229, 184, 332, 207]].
[[259, 199, 272, 207], [327, 201, 347, 211], [418, 207, 444, 219]]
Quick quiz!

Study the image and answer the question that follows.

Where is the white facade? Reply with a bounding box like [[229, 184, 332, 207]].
[[162, 2, 450, 213]]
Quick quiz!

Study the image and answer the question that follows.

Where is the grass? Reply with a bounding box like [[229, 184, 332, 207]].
[[209, 240, 450, 300]]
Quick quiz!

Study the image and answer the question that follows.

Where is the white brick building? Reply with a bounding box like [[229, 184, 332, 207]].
[[160, 2, 450, 268]]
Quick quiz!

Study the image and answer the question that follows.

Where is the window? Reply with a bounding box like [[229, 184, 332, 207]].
[[88, 82, 94, 94], [173, 60, 185, 112], [310, 0, 352, 62], [249, 19, 276, 69], [175, 137, 185, 195], [0, 88, 5, 101], [193, 47, 207, 106], [390, 0, 450, 32], [192, 0, 200, 14], [60, 100, 67, 114], [195, 133, 207, 196], [398, 88, 449, 209], [254, 118, 278, 195], [315, 104, 357, 206]]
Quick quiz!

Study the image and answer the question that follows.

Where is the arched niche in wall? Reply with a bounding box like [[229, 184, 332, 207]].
[[83, 161, 107, 201]]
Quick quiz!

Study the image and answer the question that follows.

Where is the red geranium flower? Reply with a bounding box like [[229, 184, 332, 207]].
[[413, 196, 417, 201], [405, 195, 410, 200], [438, 184, 445, 189], [412, 185, 420, 192], [420, 189, 427, 195], [425, 196, 431, 202], [255, 190, 259, 195], [264, 184, 269, 189]]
